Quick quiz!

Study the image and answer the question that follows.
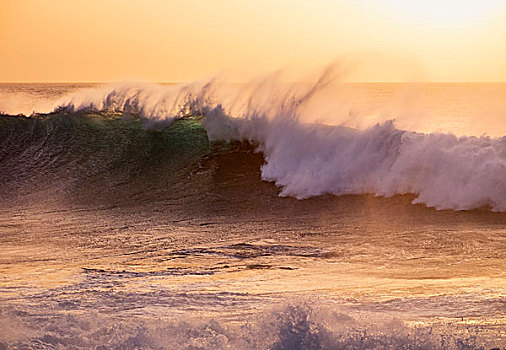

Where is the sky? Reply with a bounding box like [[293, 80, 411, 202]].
[[1, 0, 506, 82]]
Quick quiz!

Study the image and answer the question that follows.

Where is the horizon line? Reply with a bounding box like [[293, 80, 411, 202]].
[[2, 81, 506, 84]]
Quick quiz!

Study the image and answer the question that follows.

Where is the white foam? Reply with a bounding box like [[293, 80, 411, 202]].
[[0, 303, 494, 349], [197, 72, 506, 211], [204, 108, 506, 210]]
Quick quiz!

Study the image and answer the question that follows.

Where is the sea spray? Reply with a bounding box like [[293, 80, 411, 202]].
[[2, 68, 506, 211], [203, 107, 506, 210]]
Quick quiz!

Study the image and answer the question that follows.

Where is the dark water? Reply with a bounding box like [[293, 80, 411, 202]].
[[0, 83, 505, 349]]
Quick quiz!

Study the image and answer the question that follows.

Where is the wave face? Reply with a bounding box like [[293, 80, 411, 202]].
[[0, 112, 213, 208], [2, 78, 506, 211]]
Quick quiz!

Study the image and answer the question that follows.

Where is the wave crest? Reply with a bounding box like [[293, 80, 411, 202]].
[[2, 71, 506, 211], [202, 104, 506, 211]]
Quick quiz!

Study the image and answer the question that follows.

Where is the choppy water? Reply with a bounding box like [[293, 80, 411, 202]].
[[0, 80, 505, 349]]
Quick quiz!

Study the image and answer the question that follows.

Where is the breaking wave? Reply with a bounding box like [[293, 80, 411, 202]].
[[1, 70, 506, 211]]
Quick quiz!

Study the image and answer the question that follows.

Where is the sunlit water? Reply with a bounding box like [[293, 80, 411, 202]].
[[0, 83, 505, 349]]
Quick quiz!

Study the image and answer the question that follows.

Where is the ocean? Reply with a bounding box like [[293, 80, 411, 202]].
[[0, 79, 505, 349]]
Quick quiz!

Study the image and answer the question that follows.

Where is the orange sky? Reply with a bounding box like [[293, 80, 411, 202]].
[[1, 0, 506, 82]]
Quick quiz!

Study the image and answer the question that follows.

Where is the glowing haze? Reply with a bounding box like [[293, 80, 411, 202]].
[[1, 0, 506, 82]]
